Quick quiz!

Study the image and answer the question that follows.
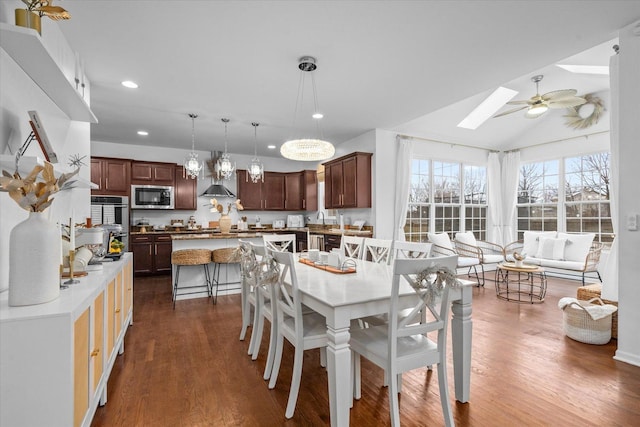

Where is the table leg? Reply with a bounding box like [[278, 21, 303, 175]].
[[451, 286, 472, 403], [326, 325, 351, 426]]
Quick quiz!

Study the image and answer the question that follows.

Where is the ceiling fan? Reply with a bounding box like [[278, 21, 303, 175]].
[[494, 74, 586, 119]]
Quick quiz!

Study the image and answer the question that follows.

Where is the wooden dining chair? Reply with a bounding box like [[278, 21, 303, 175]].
[[342, 235, 365, 260], [392, 240, 432, 260], [268, 250, 328, 419], [350, 255, 458, 427], [363, 238, 393, 264]]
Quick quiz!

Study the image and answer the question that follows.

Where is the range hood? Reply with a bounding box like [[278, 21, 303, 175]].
[[200, 183, 236, 198]]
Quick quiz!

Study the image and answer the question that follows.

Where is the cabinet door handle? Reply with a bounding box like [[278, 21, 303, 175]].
[[303, 199, 306, 209], [115, 308, 121, 313], [149, 246, 152, 256], [91, 349, 100, 357], [155, 245, 158, 255]]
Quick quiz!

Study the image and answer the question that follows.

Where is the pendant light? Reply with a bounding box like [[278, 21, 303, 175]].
[[183, 113, 203, 179], [248, 122, 264, 183], [280, 56, 335, 161], [216, 118, 235, 180]]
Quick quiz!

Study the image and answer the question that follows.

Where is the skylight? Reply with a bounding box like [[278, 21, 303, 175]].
[[556, 64, 609, 75], [457, 87, 519, 130]]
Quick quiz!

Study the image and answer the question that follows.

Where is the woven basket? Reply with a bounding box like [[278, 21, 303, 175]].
[[212, 247, 241, 264], [577, 284, 618, 339], [171, 249, 212, 266], [562, 297, 613, 345]]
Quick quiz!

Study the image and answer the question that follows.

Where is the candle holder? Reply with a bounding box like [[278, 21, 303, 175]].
[[64, 250, 80, 285]]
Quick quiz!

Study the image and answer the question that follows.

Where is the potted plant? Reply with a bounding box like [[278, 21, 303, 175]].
[[15, 0, 71, 35]]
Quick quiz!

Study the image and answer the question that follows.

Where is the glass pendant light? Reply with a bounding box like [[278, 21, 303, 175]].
[[183, 113, 203, 179], [216, 118, 235, 180], [248, 122, 264, 183]]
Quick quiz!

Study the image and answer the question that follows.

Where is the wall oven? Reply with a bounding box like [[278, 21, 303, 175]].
[[90, 195, 129, 251], [131, 185, 174, 209]]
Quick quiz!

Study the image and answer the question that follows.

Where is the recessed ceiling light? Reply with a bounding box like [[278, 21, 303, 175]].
[[137, 130, 148, 136], [457, 87, 519, 130], [312, 112, 324, 119], [121, 80, 139, 89], [267, 145, 276, 150], [556, 64, 609, 75]]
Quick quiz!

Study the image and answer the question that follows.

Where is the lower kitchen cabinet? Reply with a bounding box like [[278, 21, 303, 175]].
[[131, 233, 172, 275], [0, 254, 133, 427], [324, 234, 342, 251]]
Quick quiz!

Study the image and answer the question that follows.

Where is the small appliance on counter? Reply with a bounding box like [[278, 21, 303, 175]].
[[273, 220, 285, 229], [287, 214, 304, 228]]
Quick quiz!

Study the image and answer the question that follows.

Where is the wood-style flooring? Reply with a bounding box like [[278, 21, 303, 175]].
[[91, 273, 640, 427]]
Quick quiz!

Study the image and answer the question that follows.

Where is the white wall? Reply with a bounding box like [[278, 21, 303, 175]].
[[0, 2, 91, 292], [614, 21, 640, 367]]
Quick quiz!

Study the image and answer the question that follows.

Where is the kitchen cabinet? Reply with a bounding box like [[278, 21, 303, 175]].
[[91, 157, 131, 196], [174, 166, 198, 210], [323, 152, 372, 209], [1, 255, 133, 427], [238, 169, 316, 211], [131, 162, 175, 185], [324, 234, 342, 251], [236, 170, 286, 210], [131, 233, 173, 275]]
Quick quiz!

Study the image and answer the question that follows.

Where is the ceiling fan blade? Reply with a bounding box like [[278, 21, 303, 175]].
[[548, 97, 587, 109], [542, 89, 577, 101], [506, 99, 532, 106], [494, 105, 528, 118]]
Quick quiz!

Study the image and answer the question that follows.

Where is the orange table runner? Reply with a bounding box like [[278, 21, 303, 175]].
[[299, 257, 356, 274]]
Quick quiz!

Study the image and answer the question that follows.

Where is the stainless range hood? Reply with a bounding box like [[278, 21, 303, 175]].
[[200, 183, 236, 198], [200, 151, 236, 198]]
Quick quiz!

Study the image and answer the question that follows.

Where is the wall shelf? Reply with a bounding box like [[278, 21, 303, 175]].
[[0, 23, 98, 123], [0, 154, 98, 189]]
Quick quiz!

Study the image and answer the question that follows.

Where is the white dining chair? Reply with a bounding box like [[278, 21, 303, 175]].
[[263, 233, 296, 254], [350, 255, 458, 427], [342, 235, 365, 260], [363, 238, 393, 264], [268, 250, 329, 419], [393, 240, 432, 260], [238, 240, 257, 341]]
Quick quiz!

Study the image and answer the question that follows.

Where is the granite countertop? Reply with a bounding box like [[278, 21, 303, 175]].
[[133, 226, 373, 237]]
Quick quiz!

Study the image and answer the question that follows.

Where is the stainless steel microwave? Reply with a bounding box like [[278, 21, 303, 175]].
[[131, 185, 174, 209]]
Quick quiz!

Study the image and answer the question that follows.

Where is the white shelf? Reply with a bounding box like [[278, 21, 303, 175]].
[[0, 154, 98, 189], [0, 23, 98, 123]]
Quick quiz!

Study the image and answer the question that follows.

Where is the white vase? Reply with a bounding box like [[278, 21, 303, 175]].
[[9, 212, 61, 306], [219, 214, 232, 234]]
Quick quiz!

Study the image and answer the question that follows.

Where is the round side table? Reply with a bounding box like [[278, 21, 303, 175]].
[[495, 262, 547, 304]]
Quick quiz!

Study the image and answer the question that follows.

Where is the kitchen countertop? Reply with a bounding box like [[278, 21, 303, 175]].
[[132, 226, 372, 237]]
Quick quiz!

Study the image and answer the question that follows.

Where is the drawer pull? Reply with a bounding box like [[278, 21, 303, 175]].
[[115, 308, 121, 313], [91, 349, 100, 357]]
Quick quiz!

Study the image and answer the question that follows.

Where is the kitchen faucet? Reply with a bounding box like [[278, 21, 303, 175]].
[[317, 211, 325, 225]]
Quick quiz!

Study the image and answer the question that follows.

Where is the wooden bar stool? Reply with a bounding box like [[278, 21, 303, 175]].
[[211, 247, 242, 304], [171, 249, 213, 309]]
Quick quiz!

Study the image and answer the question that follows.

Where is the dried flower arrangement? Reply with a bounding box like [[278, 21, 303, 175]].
[[209, 198, 244, 215], [0, 162, 79, 212], [21, 0, 70, 20]]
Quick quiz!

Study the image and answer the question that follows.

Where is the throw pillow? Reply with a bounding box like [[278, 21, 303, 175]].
[[428, 232, 453, 251], [557, 232, 595, 262], [535, 237, 567, 260], [455, 232, 478, 248], [522, 231, 556, 257]]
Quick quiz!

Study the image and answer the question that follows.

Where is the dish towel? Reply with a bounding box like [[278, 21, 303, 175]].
[[558, 297, 618, 320]]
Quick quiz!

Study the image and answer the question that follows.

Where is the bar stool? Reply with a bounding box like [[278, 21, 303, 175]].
[[171, 249, 213, 309], [211, 247, 242, 304]]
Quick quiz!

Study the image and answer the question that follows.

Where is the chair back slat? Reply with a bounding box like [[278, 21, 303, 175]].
[[263, 234, 297, 254], [393, 241, 432, 260], [342, 235, 365, 259], [363, 238, 393, 264]]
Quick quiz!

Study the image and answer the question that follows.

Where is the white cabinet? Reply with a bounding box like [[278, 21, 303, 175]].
[[0, 254, 133, 427]]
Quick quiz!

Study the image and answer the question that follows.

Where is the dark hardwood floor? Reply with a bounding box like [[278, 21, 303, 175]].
[[92, 273, 639, 427]]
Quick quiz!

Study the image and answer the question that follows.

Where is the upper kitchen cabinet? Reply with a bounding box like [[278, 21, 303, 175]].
[[91, 157, 131, 196], [284, 170, 318, 211], [236, 170, 285, 211], [131, 162, 175, 185], [323, 152, 372, 209], [303, 170, 318, 211], [174, 166, 197, 210]]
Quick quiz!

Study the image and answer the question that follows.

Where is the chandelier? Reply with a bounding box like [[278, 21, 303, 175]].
[[183, 113, 203, 179], [248, 122, 264, 183], [281, 56, 335, 162], [216, 118, 235, 180]]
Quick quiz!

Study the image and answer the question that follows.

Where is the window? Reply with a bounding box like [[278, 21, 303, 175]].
[[405, 160, 487, 242], [516, 152, 612, 244]]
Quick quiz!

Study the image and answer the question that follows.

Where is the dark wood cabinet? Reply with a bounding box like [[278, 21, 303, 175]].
[[238, 169, 317, 211], [131, 162, 175, 185], [324, 234, 342, 251], [91, 157, 131, 196], [131, 233, 172, 275], [323, 152, 372, 209], [174, 166, 197, 210]]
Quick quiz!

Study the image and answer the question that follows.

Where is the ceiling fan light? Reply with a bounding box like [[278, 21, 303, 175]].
[[528, 104, 548, 117], [281, 139, 335, 161]]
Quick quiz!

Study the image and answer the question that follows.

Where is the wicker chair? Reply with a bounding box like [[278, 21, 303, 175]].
[[171, 249, 213, 309], [211, 247, 242, 304]]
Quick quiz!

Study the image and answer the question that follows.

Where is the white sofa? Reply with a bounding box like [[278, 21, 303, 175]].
[[504, 231, 603, 284]]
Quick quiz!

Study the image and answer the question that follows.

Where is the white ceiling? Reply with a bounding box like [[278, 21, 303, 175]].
[[57, 1, 640, 157]]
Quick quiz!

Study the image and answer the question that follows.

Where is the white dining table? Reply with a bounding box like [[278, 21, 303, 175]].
[[292, 257, 474, 427]]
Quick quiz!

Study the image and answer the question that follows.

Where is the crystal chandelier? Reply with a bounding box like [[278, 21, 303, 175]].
[[248, 122, 264, 183], [183, 113, 203, 179], [216, 118, 235, 180], [281, 56, 335, 162]]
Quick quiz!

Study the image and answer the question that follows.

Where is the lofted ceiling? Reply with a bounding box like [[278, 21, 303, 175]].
[[57, 1, 640, 157]]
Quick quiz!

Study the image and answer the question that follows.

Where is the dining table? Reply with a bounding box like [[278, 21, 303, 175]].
[[292, 257, 474, 427]]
